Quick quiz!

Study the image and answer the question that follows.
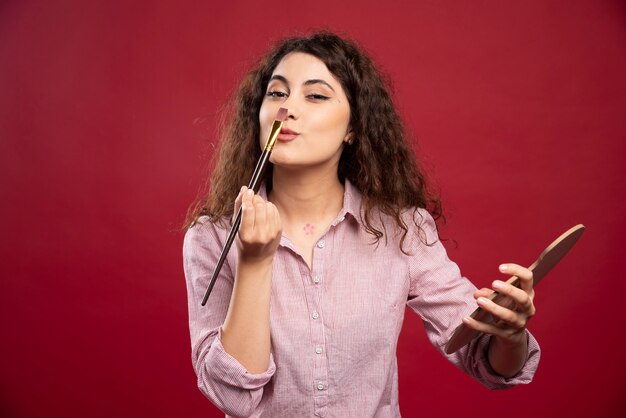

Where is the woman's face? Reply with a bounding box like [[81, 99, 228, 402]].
[[259, 52, 352, 172]]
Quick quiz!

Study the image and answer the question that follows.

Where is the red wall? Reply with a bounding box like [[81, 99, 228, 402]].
[[1, 1, 625, 417]]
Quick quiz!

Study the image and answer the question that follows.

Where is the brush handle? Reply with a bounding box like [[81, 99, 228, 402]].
[[248, 149, 271, 193], [200, 149, 272, 306]]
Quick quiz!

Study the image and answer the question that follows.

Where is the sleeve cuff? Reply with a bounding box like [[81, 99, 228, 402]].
[[462, 329, 541, 390], [206, 327, 276, 390]]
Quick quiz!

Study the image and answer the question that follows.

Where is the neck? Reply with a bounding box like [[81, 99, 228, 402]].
[[268, 166, 345, 224]]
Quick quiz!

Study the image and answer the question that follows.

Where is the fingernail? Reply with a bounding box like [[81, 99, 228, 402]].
[[493, 280, 504, 289], [247, 189, 254, 196], [462, 316, 471, 324], [499, 264, 508, 272], [477, 297, 488, 305]]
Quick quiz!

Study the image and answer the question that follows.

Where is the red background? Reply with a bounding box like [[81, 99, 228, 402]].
[[1, 1, 625, 417]]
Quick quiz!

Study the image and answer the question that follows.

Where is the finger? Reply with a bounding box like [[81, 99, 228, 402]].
[[490, 292, 517, 311], [239, 188, 255, 241], [463, 315, 528, 345], [474, 287, 494, 300], [253, 195, 268, 233], [273, 204, 282, 239], [267, 202, 281, 239], [232, 186, 247, 223], [492, 280, 535, 315], [476, 296, 526, 329], [462, 315, 508, 337], [499, 263, 534, 294]]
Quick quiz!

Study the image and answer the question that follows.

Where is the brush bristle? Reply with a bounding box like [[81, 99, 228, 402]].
[[276, 107, 288, 121]]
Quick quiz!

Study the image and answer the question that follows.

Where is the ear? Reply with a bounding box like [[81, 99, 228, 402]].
[[343, 130, 354, 145]]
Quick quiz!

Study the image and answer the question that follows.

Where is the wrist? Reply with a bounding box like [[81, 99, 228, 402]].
[[236, 254, 275, 286], [493, 329, 528, 349], [487, 331, 529, 378], [238, 253, 275, 269]]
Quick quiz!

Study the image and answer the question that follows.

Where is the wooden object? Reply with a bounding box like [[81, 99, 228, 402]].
[[444, 224, 585, 354]]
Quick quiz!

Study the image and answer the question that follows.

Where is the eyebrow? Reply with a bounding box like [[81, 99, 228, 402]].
[[269, 75, 336, 92]]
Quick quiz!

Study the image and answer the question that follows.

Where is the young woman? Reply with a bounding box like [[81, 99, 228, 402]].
[[183, 32, 540, 417]]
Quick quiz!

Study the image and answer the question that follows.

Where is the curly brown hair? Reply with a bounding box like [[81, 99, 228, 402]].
[[184, 32, 442, 252]]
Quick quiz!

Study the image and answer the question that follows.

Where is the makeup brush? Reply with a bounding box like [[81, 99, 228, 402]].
[[201, 107, 288, 306]]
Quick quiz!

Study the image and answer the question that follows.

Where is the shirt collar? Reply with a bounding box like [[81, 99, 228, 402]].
[[341, 179, 363, 226]]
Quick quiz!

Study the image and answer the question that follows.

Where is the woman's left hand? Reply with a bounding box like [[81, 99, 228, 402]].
[[463, 263, 536, 347]]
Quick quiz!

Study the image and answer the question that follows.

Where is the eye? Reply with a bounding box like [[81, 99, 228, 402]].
[[266, 90, 288, 98], [307, 94, 330, 101]]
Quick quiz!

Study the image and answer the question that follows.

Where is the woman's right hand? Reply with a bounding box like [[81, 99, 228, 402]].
[[221, 186, 279, 374], [233, 186, 282, 264]]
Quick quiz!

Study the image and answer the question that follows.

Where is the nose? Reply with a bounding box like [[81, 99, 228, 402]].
[[281, 95, 299, 120]]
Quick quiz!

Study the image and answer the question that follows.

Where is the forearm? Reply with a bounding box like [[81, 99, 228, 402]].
[[221, 257, 273, 374], [487, 333, 529, 378]]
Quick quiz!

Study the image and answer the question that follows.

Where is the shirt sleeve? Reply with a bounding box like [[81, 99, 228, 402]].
[[405, 209, 540, 389], [183, 219, 276, 416]]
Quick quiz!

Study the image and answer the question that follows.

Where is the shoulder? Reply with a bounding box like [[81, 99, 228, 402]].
[[406, 207, 439, 240], [183, 216, 229, 256], [345, 180, 440, 250], [389, 207, 440, 249]]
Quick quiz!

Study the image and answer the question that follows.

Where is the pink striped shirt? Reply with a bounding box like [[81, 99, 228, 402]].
[[183, 180, 540, 417]]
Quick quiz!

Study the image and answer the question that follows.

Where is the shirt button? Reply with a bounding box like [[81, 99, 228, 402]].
[[315, 346, 323, 354], [312, 311, 319, 320], [317, 382, 325, 391], [317, 240, 325, 249], [339, 216, 345, 222], [313, 275, 320, 284]]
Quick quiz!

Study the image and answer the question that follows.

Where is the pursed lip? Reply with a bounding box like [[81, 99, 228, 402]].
[[277, 127, 299, 141]]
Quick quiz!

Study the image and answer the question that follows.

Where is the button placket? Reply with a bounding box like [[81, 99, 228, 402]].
[[310, 232, 329, 411]]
